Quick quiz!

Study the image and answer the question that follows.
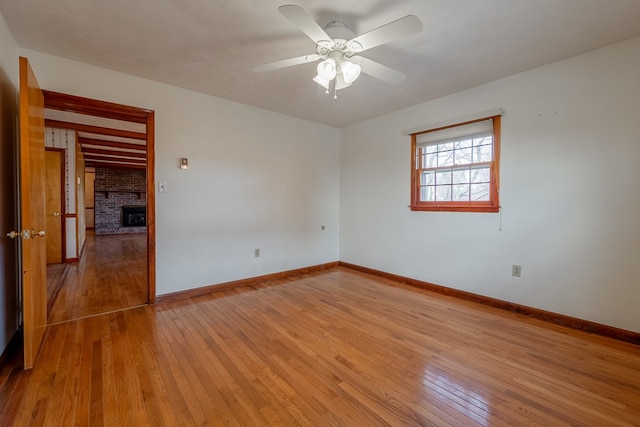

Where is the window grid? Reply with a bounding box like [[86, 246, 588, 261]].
[[418, 135, 493, 202], [410, 115, 500, 212]]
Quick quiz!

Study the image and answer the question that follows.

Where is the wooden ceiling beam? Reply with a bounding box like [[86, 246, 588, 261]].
[[45, 119, 146, 140], [82, 147, 147, 158], [79, 137, 146, 151], [85, 161, 146, 170], [84, 154, 146, 164]]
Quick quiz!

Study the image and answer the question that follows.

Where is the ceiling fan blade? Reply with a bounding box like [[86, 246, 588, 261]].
[[278, 5, 332, 44], [348, 15, 422, 52], [251, 54, 320, 73], [353, 56, 406, 85]]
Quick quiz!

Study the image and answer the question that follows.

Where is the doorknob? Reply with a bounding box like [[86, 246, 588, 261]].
[[6, 230, 31, 239], [31, 229, 46, 238], [52, 212, 61, 217]]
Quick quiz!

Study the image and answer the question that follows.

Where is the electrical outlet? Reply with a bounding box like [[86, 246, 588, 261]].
[[254, 248, 260, 258], [512, 264, 522, 277], [158, 181, 167, 193]]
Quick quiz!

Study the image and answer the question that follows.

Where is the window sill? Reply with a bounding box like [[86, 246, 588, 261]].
[[410, 204, 499, 213]]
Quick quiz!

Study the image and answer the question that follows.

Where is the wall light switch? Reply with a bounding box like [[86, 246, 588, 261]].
[[512, 264, 522, 277], [158, 181, 167, 193]]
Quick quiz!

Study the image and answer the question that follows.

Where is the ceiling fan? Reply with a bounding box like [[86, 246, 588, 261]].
[[251, 5, 423, 98]]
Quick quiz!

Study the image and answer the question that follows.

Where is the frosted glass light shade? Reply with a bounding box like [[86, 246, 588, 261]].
[[313, 74, 330, 89], [317, 58, 337, 80], [341, 60, 361, 84]]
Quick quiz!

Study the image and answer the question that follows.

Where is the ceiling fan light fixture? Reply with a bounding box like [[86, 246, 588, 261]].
[[341, 60, 361, 84], [346, 40, 363, 53], [255, 5, 422, 97], [317, 58, 337, 80], [335, 73, 352, 90], [313, 74, 330, 89]]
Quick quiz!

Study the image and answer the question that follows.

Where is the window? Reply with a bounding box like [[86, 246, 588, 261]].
[[410, 115, 501, 212]]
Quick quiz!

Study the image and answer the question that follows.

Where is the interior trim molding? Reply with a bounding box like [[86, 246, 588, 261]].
[[156, 262, 339, 304], [338, 262, 640, 346], [43, 90, 156, 306]]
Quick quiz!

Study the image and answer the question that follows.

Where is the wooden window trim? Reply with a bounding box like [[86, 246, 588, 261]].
[[410, 115, 501, 213]]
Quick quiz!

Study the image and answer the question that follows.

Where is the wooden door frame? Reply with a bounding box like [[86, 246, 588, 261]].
[[44, 147, 66, 263], [41, 90, 156, 304]]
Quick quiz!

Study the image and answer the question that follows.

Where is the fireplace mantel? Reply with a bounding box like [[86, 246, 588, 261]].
[[98, 190, 144, 199]]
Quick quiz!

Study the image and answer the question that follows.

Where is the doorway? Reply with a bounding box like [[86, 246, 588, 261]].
[[44, 148, 65, 264], [42, 90, 155, 323], [85, 170, 95, 229]]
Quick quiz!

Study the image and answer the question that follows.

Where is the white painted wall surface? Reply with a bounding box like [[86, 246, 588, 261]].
[[65, 217, 77, 259], [21, 49, 340, 295], [340, 37, 640, 333], [0, 10, 19, 356], [16, 36, 640, 333]]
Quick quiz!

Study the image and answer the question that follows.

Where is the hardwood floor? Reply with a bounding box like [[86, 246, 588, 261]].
[[47, 231, 148, 324], [46, 263, 67, 314], [2, 268, 640, 426]]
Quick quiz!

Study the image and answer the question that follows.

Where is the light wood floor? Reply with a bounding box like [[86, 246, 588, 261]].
[[47, 231, 148, 323], [2, 268, 639, 426]]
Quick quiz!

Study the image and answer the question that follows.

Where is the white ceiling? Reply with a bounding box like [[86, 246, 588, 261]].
[[2, 0, 640, 128]]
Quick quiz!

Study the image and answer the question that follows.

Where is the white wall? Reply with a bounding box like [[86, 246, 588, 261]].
[[0, 10, 19, 354], [340, 37, 640, 333], [21, 49, 340, 295], [16, 36, 640, 333]]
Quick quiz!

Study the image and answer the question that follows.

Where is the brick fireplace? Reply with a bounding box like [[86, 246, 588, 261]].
[[95, 168, 146, 234]]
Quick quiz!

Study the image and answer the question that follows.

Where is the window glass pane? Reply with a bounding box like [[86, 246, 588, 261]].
[[477, 145, 493, 162], [455, 139, 472, 149], [452, 184, 469, 201], [425, 152, 437, 168], [421, 186, 435, 201], [439, 142, 454, 151], [436, 170, 451, 184], [452, 169, 469, 184], [470, 167, 490, 183], [437, 149, 454, 167], [426, 145, 437, 154], [470, 183, 490, 201], [454, 147, 473, 165], [435, 185, 451, 201], [473, 136, 492, 147], [421, 171, 435, 185]]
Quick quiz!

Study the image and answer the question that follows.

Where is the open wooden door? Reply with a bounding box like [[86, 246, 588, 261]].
[[18, 56, 47, 369], [45, 149, 64, 264]]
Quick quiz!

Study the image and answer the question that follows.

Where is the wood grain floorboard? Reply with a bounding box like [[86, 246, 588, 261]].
[[47, 231, 148, 323], [2, 267, 639, 426]]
